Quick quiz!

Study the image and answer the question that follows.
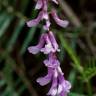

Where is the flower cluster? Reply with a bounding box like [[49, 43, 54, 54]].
[[27, 0, 71, 96]]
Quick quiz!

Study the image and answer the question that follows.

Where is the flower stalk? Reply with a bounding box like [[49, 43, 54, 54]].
[[27, 0, 71, 96]]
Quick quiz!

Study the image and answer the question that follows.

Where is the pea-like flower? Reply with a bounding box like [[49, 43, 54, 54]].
[[27, 0, 50, 28], [27, 0, 69, 29], [36, 53, 71, 96], [28, 32, 60, 54]]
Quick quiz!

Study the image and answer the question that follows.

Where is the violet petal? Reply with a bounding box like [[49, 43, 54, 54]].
[[47, 70, 58, 95], [28, 33, 45, 54], [58, 73, 71, 95], [43, 53, 60, 68], [40, 34, 55, 54], [36, 68, 53, 86], [49, 31, 60, 52], [26, 11, 43, 27], [51, 9, 69, 28]]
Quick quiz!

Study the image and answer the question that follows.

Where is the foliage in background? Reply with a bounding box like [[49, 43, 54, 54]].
[[0, 0, 96, 96]]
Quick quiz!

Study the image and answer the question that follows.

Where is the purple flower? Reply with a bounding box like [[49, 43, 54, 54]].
[[41, 32, 60, 54], [35, 51, 71, 96], [51, 9, 69, 28], [46, 65, 71, 96], [27, 0, 71, 95], [36, 53, 60, 87], [27, 0, 49, 28], [46, 67, 71, 96], [37, 51, 71, 96], [27, 10, 49, 27], [28, 32, 60, 54], [40, 33, 55, 54]]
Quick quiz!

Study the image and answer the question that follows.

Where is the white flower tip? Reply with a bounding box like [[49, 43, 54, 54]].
[[58, 84, 63, 94], [52, 0, 58, 4], [51, 89, 57, 95], [47, 89, 57, 96], [36, 78, 50, 86], [58, 66, 64, 75], [54, 69, 58, 78], [36, 78, 45, 86], [43, 13, 49, 20], [57, 49, 60, 52], [35, 5, 42, 10], [26, 21, 32, 27], [28, 47, 39, 54], [63, 80, 71, 92], [35, 0, 43, 10], [63, 20, 69, 27]]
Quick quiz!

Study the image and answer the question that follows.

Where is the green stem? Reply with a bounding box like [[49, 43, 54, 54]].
[[86, 80, 92, 96]]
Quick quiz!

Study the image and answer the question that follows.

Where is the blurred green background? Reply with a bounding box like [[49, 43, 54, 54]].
[[0, 0, 96, 96]]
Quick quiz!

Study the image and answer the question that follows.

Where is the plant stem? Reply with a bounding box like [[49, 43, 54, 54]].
[[86, 80, 92, 96]]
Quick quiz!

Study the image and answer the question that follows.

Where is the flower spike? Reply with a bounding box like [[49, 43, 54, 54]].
[[27, 0, 71, 96]]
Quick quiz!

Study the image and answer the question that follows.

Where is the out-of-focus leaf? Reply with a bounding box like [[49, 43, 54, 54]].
[[1, 86, 19, 96], [6, 19, 25, 52], [69, 92, 86, 96], [3, 58, 14, 87], [20, 0, 29, 13], [0, 13, 13, 38], [18, 84, 26, 95], [0, 80, 6, 87], [20, 27, 36, 55], [81, 58, 96, 81], [68, 70, 76, 85]]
